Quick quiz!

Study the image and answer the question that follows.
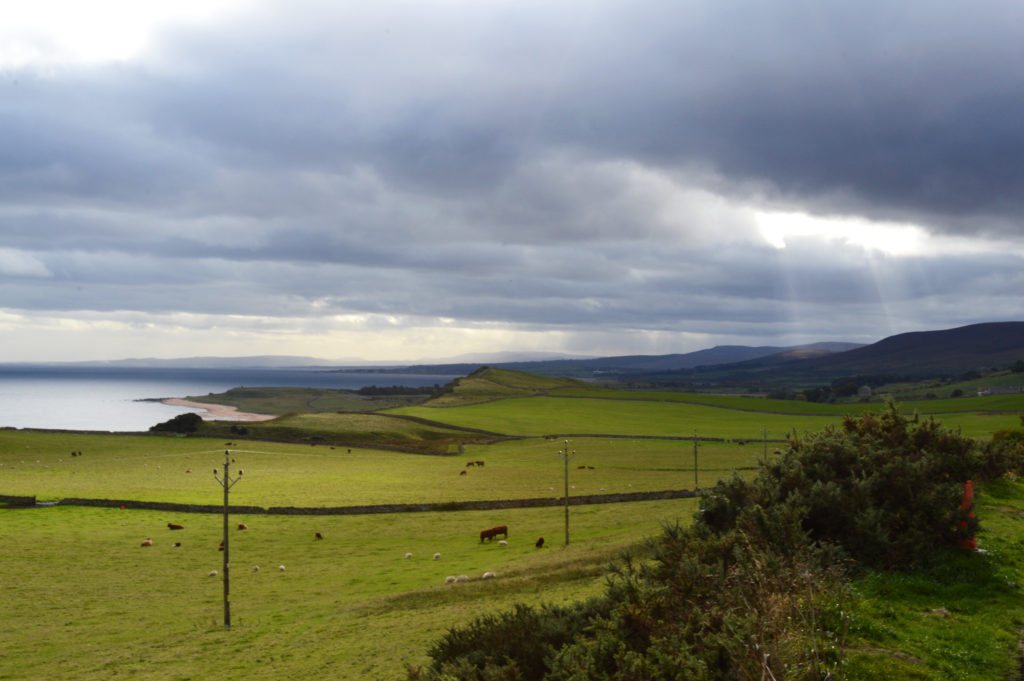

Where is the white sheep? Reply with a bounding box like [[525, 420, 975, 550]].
[[482, 571, 496, 579], [433, 552, 441, 560], [444, 575, 457, 583], [497, 540, 508, 546], [455, 574, 468, 582], [279, 565, 286, 572], [405, 552, 413, 559], [208, 570, 218, 577], [253, 565, 260, 572]]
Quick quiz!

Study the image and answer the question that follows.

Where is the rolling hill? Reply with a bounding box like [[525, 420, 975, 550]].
[[397, 322, 1024, 389]]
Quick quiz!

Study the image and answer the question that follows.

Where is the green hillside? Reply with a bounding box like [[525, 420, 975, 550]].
[[425, 366, 586, 406]]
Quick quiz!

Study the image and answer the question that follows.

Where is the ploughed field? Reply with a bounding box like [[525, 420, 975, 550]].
[[3, 368, 1024, 681]]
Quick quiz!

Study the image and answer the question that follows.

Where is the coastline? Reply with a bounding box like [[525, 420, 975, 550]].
[[161, 398, 276, 422]]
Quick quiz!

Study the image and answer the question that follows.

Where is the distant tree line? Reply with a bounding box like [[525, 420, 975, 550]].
[[355, 384, 442, 396]]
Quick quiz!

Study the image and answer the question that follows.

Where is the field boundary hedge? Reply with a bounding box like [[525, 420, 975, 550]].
[[14, 489, 697, 515]]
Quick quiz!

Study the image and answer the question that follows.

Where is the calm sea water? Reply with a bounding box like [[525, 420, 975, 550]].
[[0, 365, 458, 432]]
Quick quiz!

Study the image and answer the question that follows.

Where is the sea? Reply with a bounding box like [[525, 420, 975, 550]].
[[0, 365, 458, 433]]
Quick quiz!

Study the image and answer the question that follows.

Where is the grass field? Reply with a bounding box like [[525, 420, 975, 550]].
[[3, 368, 1024, 681], [0, 431, 756, 505], [390, 395, 1022, 440], [0, 499, 695, 681]]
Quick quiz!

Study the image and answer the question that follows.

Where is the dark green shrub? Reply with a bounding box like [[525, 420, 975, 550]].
[[149, 412, 203, 433], [699, 403, 982, 569], [545, 524, 848, 681], [412, 600, 610, 681]]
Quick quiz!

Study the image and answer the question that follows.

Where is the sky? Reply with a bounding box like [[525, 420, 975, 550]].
[[2, 0, 1023, 363]]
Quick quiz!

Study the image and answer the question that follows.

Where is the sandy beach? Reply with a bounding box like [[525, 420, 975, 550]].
[[161, 398, 276, 422]]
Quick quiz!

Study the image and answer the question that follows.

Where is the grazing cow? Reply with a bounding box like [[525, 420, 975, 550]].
[[141, 537, 153, 547], [535, 537, 545, 548], [459, 470, 467, 476], [173, 542, 182, 547], [480, 525, 509, 542], [465, 461, 475, 467], [577, 465, 586, 469], [167, 523, 184, 530], [587, 466, 595, 470], [237, 523, 248, 530], [315, 532, 324, 540], [475, 461, 485, 467], [219, 541, 224, 551]]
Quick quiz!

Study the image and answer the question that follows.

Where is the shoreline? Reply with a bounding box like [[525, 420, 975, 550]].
[[161, 398, 276, 422]]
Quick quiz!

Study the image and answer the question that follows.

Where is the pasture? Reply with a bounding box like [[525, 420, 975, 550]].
[[2, 371, 1022, 681], [389, 394, 1023, 440], [0, 499, 695, 681], [0, 431, 756, 505]]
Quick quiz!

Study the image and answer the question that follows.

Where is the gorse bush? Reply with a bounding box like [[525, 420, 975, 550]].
[[702, 402, 983, 569], [409, 600, 611, 681], [411, 404, 1005, 681]]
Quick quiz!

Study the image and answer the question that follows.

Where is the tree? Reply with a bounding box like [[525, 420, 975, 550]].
[[149, 412, 203, 433]]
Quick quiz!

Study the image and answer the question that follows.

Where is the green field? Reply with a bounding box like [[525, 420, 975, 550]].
[[0, 499, 695, 681], [3, 368, 1024, 681], [0, 431, 755, 506], [390, 395, 1022, 440]]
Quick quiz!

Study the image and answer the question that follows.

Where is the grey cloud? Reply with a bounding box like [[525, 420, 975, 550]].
[[2, 0, 1024, 360]]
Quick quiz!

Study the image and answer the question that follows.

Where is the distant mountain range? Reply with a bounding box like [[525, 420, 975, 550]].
[[392, 342, 864, 377], [20, 322, 1024, 389], [397, 322, 1024, 387]]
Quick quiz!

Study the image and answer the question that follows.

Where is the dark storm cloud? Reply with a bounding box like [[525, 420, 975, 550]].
[[1, 0, 1023, 359]]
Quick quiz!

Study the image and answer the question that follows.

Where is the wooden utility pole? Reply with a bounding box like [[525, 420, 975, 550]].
[[558, 440, 575, 546], [693, 430, 698, 490], [213, 450, 242, 629]]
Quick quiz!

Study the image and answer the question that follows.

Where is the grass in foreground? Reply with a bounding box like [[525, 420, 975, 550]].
[[845, 478, 1024, 680], [0, 499, 695, 681]]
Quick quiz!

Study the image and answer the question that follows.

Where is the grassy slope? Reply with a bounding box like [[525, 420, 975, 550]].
[[184, 386, 434, 414]]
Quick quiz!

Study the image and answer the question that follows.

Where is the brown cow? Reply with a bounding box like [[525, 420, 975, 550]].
[[479, 525, 508, 542], [315, 531, 324, 540], [237, 523, 248, 530], [535, 537, 545, 548], [141, 537, 153, 547], [167, 523, 184, 530]]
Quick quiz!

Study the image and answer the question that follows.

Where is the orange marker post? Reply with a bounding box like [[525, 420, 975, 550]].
[[958, 479, 978, 551]]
